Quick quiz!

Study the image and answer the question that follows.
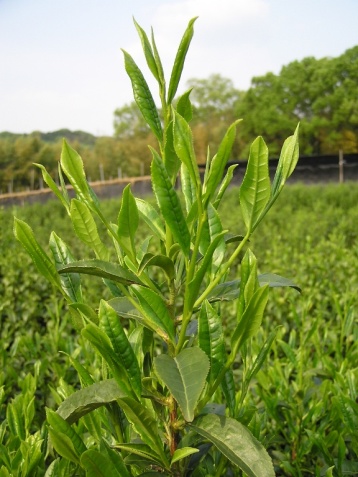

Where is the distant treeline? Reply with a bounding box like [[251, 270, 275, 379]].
[[1, 45, 357, 193]]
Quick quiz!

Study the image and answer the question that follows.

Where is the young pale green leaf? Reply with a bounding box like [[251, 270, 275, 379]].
[[198, 301, 226, 382], [173, 109, 200, 190], [81, 449, 123, 477], [271, 124, 300, 198], [47, 429, 80, 465], [176, 89, 193, 122], [6, 398, 25, 441], [122, 50, 163, 141], [49, 232, 82, 303], [213, 164, 238, 209], [203, 119, 242, 205], [14, 218, 60, 289], [117, 397, 170, 469], [150, 27, 165, 87], [58, 259, 143, 286], [131, 285, 175, 343], [99, 300, 142, 397], [69, 199, 108, 260], [187, 231, 227, 311], [163, 120, 181, 182], [69, 302, 98, 324], [135, 198, 166, 241], [181, 164, 197, 214], [191, 414, 275, 477], [239, 137, 271, 233], [151, 147, 190, 256], [154, 347, 210, 422], [57, 379, 126, 424], [34, 163, 70, 212], [117, 184, 139, 258], [133, 18, 160, 82], [60, 140, 92, 203], [167, 17, 198, 104], [138, 253, 175, 282], [64, 354, 95, 387], [47, 409, 87, 458], [81, 323, 134, 397], [171, 447, 199, 466], [237, 249, 259, 320], [231, 285, 269, 357]]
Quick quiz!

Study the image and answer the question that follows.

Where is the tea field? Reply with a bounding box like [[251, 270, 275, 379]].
[[0, 182, 357, 476]]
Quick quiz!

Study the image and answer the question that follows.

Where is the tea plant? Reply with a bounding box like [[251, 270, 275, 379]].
[[14, 18, 300, 476]]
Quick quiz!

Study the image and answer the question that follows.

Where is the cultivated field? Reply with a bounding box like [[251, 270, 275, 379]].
[[0, 182, 357, 476]]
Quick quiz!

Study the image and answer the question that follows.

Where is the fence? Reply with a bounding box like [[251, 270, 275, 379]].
[[1, 153, 358, 207]]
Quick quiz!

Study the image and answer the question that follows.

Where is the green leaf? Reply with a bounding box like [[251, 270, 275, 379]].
[[135, 198, 166, 241], [122, 49, 162, 141], [167, 17, 198, 104], [181, 164, 197, 214], [133, 18, 160, 82], [70, 199, 108, 260], [117, 397, 170, 468], [138, 253, 175, 282], [239, 137, 271, 233], [171, 447, 199, 465], [198, 301, 225, 382], [99, 300, 142, 397], [47, 409, 87, 459], [258, 273, 301, 292], [151, 147, 190, 256], [58, 259, 143, 286], [213, 164, 238, 209], [203, 120, 242, 205], [48, 429, 81, 464], [176, 89, 193, 122], [49, 232, 82, 302], [163, 120, 181, 182], [34, 163, 70, 212], [150, 27, 165, 88], [13, 218, 60, 289], [231, 285, 269, 357], [117, 184, 139, 258], [173, 109, 200, 190], [191, 414, 275, 477], [81, 449, 122, 477], [6, 397, 25, 441], [131, 285, 175, 343], [208, 272, 300, 303], [60, 140, 92, 203], [187, 231, 227, 310], [81, 323, 133, 397], [57, 379, 126, 424], [271, 124, 300, 197], [154, 347, 210, 422], [114, 443, 163, 465]]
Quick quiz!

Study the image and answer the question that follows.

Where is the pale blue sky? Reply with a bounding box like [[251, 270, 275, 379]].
[[1, 0, 357, 136]]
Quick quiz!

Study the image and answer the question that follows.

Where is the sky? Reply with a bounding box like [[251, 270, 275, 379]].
[[1, 0, 357, 136]]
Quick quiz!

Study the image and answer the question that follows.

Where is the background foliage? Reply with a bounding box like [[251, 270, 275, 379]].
[[1, 45, 357, 193]]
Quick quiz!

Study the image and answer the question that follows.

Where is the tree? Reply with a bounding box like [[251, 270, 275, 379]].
[[113, 101, 151, 139], [236, 47, 358, 155]]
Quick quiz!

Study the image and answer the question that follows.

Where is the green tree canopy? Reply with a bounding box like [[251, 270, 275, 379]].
[[236, 46, 358, 155]]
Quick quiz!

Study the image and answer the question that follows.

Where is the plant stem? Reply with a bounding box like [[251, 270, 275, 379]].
[[194, 232, 250, 308]]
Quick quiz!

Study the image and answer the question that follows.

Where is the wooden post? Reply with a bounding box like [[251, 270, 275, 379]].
[[339, 150, 344, 183], [118, 167, 122, 179], [99, 163, 105, 182]]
